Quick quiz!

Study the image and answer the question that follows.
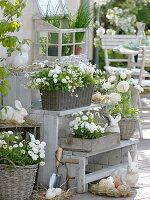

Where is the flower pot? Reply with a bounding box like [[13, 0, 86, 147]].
[[0, 159, 38, 200], [59, 132, 120, 152], [119, 118, 137, 140], [40, 85, 94, 111], [75, 46, 82, 55]]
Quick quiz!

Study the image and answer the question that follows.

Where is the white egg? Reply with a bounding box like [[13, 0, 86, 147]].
[[52, 188, 62, 196], [107, 176, 114, 183], [45, 188, 56, 199]]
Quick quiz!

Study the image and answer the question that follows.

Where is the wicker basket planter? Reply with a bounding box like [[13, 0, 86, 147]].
[[59, 132, 120, 152], [119, 118, 137, 140], [40, 85, 94, 111], [0, 159, 38, 200]]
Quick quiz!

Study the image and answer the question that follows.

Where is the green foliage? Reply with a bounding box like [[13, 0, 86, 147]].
[[0, 67, 10, 97], [28, 64, 96, 93], [0, 0, 27, 56], [0, 131, 46, 166]]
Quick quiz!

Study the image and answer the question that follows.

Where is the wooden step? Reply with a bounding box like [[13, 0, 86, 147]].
[[85, 162, 128, 184]]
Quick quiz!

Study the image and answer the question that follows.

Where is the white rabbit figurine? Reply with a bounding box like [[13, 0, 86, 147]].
[[13, 44, 30, 68], [106, 114, 121, 133], [1, 100, 28, 124], [112, 151, 139, 187]]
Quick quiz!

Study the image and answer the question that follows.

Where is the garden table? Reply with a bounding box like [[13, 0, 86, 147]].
[[115, 46, 138, 69]]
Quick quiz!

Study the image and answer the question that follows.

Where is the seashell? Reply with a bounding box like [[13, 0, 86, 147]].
[[52, 188, 62, 196], [114, 177, 122, 188], [117, 185, 127, 192]]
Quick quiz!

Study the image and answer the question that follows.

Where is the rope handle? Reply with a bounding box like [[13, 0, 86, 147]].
[[0, 158, 17, 169]]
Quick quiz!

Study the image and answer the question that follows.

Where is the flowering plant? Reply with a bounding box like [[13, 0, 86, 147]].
[[0, 131, 46, 166], [102, 70, 143, 118], [69, 108, 107, 139], [28, 63, 96, 94]]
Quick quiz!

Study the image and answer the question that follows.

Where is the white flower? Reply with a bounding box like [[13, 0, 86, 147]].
[[32, 154, 38, 161], [75, 94, 78, 98], [66, 76, 70, 80], [102, 82, 111, 89], [109, 93, 121, 103], [21, 150, 25, 154], [19, 142, 23, 147], [108, 76, 116, 83], [89, 113, 94, 119], [35, 140, 40, 145], [53, 78, 58, 83], [36, 78, 42, 83], [3, 144, 7, 149], [39, 150, 45, 154], [120, 73, 127, 79], [61, 78, 67, 83], [44, 60, 48, 64], [82, 115, 88, 121], [8, 131, 13, 135], [134, 85, 144, 93], [32, 147, 39, 154], [106, 29, 116, 35], [96, 27, 105, 36], [13, 144, 18, 148], [41, 141, 46, 147], [15, 136, 19, 139], [28, 150, 34, 156], [40, 161, 45, 166], [74, 125, 79, 130], [29, 142, 35, 148], [53, 74, 58, 78], [9, 146, 13, 150], [75, 117, 81, 121], [117, 81, 130, 93], [79, 111, 83, 115], [40, 153, 45, 158]]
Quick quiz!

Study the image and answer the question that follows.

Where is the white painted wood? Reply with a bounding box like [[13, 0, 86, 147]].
[[77, 157, 87, 193], [85, 162, 128, 184]]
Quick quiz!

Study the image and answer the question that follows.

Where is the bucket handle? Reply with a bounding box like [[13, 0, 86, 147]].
[[0, 158, 17, 169]]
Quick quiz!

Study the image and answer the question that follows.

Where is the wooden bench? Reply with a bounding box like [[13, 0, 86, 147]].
[[63, 139, 139, 193]]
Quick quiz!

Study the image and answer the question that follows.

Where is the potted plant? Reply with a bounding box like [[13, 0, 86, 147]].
[[102, 70, 143, 139], [28, 62, 96, 110], [0, 131, 46, 200], [60, 107, 120, 152]]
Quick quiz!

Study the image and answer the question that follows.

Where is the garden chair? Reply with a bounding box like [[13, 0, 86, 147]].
[[130, 46, 150, 138], [100, 35, 136, 69]]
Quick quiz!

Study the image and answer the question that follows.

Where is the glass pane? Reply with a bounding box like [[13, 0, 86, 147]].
[[75, 44, 85, 55], [48, 45, 58, 56], [39, 45, 47, 56], [39, 32, 47, 44], [75, 32, 85, 43], [48, 33, 58, 44], [62, 45, 73, 56], [62, 33, 73, 44]]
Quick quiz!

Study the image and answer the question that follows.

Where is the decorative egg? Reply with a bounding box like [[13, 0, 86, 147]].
[[99, 179, 108, 187], [52, 188, 62, 196], [114, 177, 122, 188], [117, 185, 127, 192], [45, 188, 56, 199], [107, 176, 115, 188]]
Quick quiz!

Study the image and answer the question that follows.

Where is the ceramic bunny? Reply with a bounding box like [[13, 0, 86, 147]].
[[106, 114, 121, 133], [13, 44, 30, 67], [112, 151, 139, 187], [1, 100, 28, 123]]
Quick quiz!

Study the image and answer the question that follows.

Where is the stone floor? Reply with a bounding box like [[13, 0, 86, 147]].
[[72, 97, 150, 200]]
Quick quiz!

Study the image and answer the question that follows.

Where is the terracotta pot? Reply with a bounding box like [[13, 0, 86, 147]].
[[75, 47, 82, 55]]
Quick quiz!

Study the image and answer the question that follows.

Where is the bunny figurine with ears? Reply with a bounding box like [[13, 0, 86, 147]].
[[1, 100, 28, 124], [112, 151, 139, 187], [106, 114, 121, 133]]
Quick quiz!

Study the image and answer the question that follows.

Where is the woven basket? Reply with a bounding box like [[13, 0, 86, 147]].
[[0, 158, 38, 200], [40, 85, 94, 110], [119, 118, 137, 140]]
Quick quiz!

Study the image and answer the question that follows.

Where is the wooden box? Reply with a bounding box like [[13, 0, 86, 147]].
[[59, 132, 120, 152]]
